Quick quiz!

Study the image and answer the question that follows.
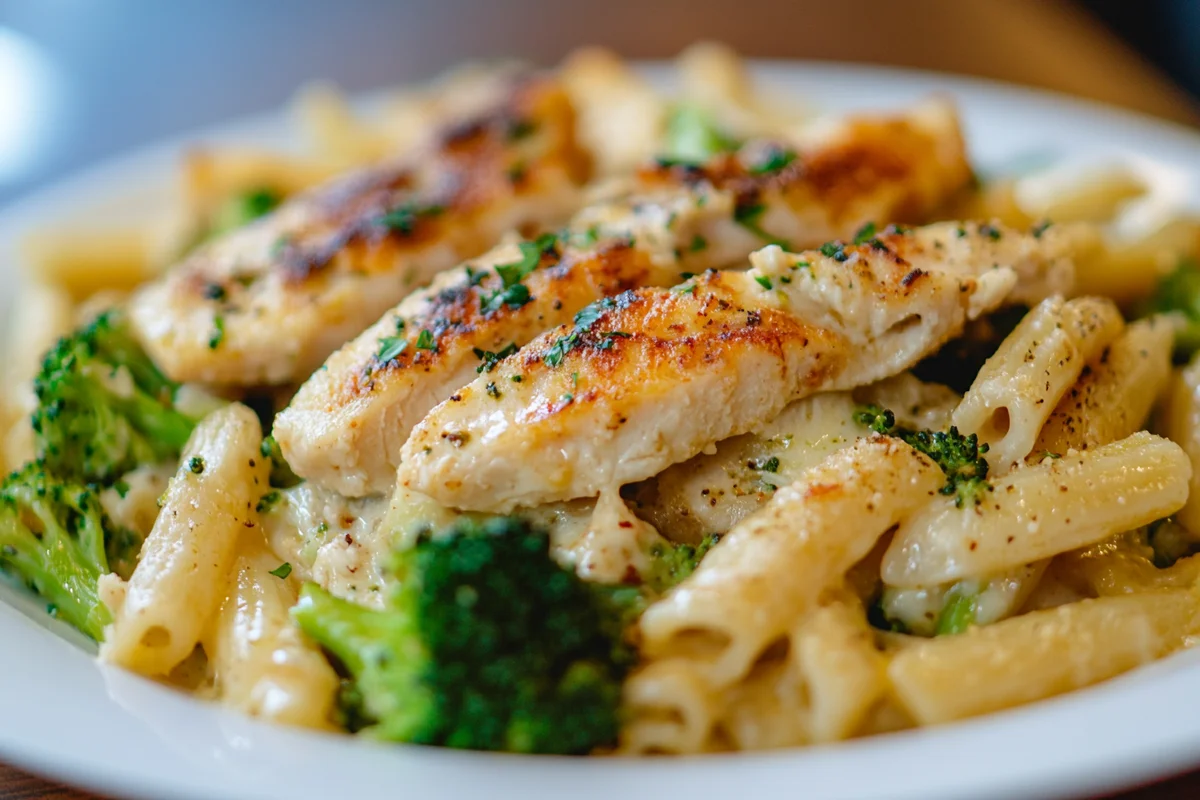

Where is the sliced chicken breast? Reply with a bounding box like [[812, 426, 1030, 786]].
[[398, 221, 1079, 512], [275, 237, 670, 496], [277, 100, 973, 496], [129, 76, 590, 386], [574, 97, 971, 274]]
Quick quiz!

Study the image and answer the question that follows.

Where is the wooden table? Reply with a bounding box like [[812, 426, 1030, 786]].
[[3, 0, 1200, 797]]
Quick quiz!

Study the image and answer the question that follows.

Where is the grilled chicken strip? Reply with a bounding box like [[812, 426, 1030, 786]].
[[576, 97, 970, 275], [398, 221, 1079, 512], [276, 100, 972, 496], [129, 76, 590, 386]]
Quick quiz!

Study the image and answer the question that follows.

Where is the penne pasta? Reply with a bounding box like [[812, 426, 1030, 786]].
[[1034, 315, 1174, 456], [291, 82, 394, 167], [952, 295, 1125, 469], [1014, 163, 1147, 224], [1071, 218, 1200, 305], [1054, 533, 1200, 598], [639, 438, 943, 687], [204, 535, 339, 729], [889, 590, 1200, 725], [882, 431, 1191, 587], [99, 404, 269, 675], [793, 599, 887, 743], [21, 229, 157, 299], [1158, 353, 1200, 533], [620, 659, 721, 755]]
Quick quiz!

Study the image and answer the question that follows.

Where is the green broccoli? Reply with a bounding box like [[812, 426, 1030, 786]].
[[643, 533, 722, 593], [0, 462, 140, 640], [259, 434, 302, 488], [209, 187, 281, 238], [854, 405, 992, 507], [31, 311, 204, 484], [933, 588, 978, 636], [660, 103, 740, 165], [292, 516, 637, 753], [1138, 257, 1200, 361]]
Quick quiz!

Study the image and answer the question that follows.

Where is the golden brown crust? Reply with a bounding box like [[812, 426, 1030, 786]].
[[635, 110, 968, 230], [335, 239, 658, 406], [132, 75, 591, 385]]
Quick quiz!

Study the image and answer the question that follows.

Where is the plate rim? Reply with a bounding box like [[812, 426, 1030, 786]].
[[2, 58, 1200, 800]]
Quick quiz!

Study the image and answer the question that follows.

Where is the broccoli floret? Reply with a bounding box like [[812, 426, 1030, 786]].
[[854, 405, 992, 507], [292, 516, 636, 753], [1139, 258, 1200, 361], [31, 311, 203, 483], [259, 434, 302, 488], [659, 103, 740, 165], [643, 533, 722, 593], [0, 462, 140, 640]]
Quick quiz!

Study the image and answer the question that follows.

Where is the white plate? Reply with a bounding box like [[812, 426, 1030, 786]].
[[3, 60, 1200, 800]]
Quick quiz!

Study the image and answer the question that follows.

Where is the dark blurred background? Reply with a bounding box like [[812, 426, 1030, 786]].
[[0, 0, 1196, 207]]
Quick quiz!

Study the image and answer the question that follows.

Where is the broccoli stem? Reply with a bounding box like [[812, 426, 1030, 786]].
[[933, 590, 977, 636], [0, 474, 113, 639], [292, 583, 435, 742]]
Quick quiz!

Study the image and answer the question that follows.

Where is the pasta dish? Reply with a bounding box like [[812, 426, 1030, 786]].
[[4, 45, 1200, 755]]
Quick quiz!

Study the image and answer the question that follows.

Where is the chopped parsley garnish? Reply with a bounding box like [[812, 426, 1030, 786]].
[[754, 275, 773, 291], [596, 331, 632, 350], [482, 283, 531, 312], [734, 202, 792, 249], [979, 223, 1002, 241], [543, 297, 617, 367], [207, 314, 226, 350], [415, 329, 437, 352], [511, 375, 523, 383], [256, 490, 282, 514], [464, 266, 488, 287], [486, 382, 501, 399], [268, 562, 293, 580], [748, 145, 797, 175], [188, 456, 206, 475], [1031, 220, 1053, 238], [375, 336, 408, 363], [202, 283, 227, 301], [379, 202, 445, 236], [689, 234, 708, 252], [482, 234, 558, 313], [113, 480, 130, 499], [853, 221, 878, 245], [794, 259, 810, 270], [819, 241, 848, 262], [506, 160, 527, 184], [474, 343, 519, 373]]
